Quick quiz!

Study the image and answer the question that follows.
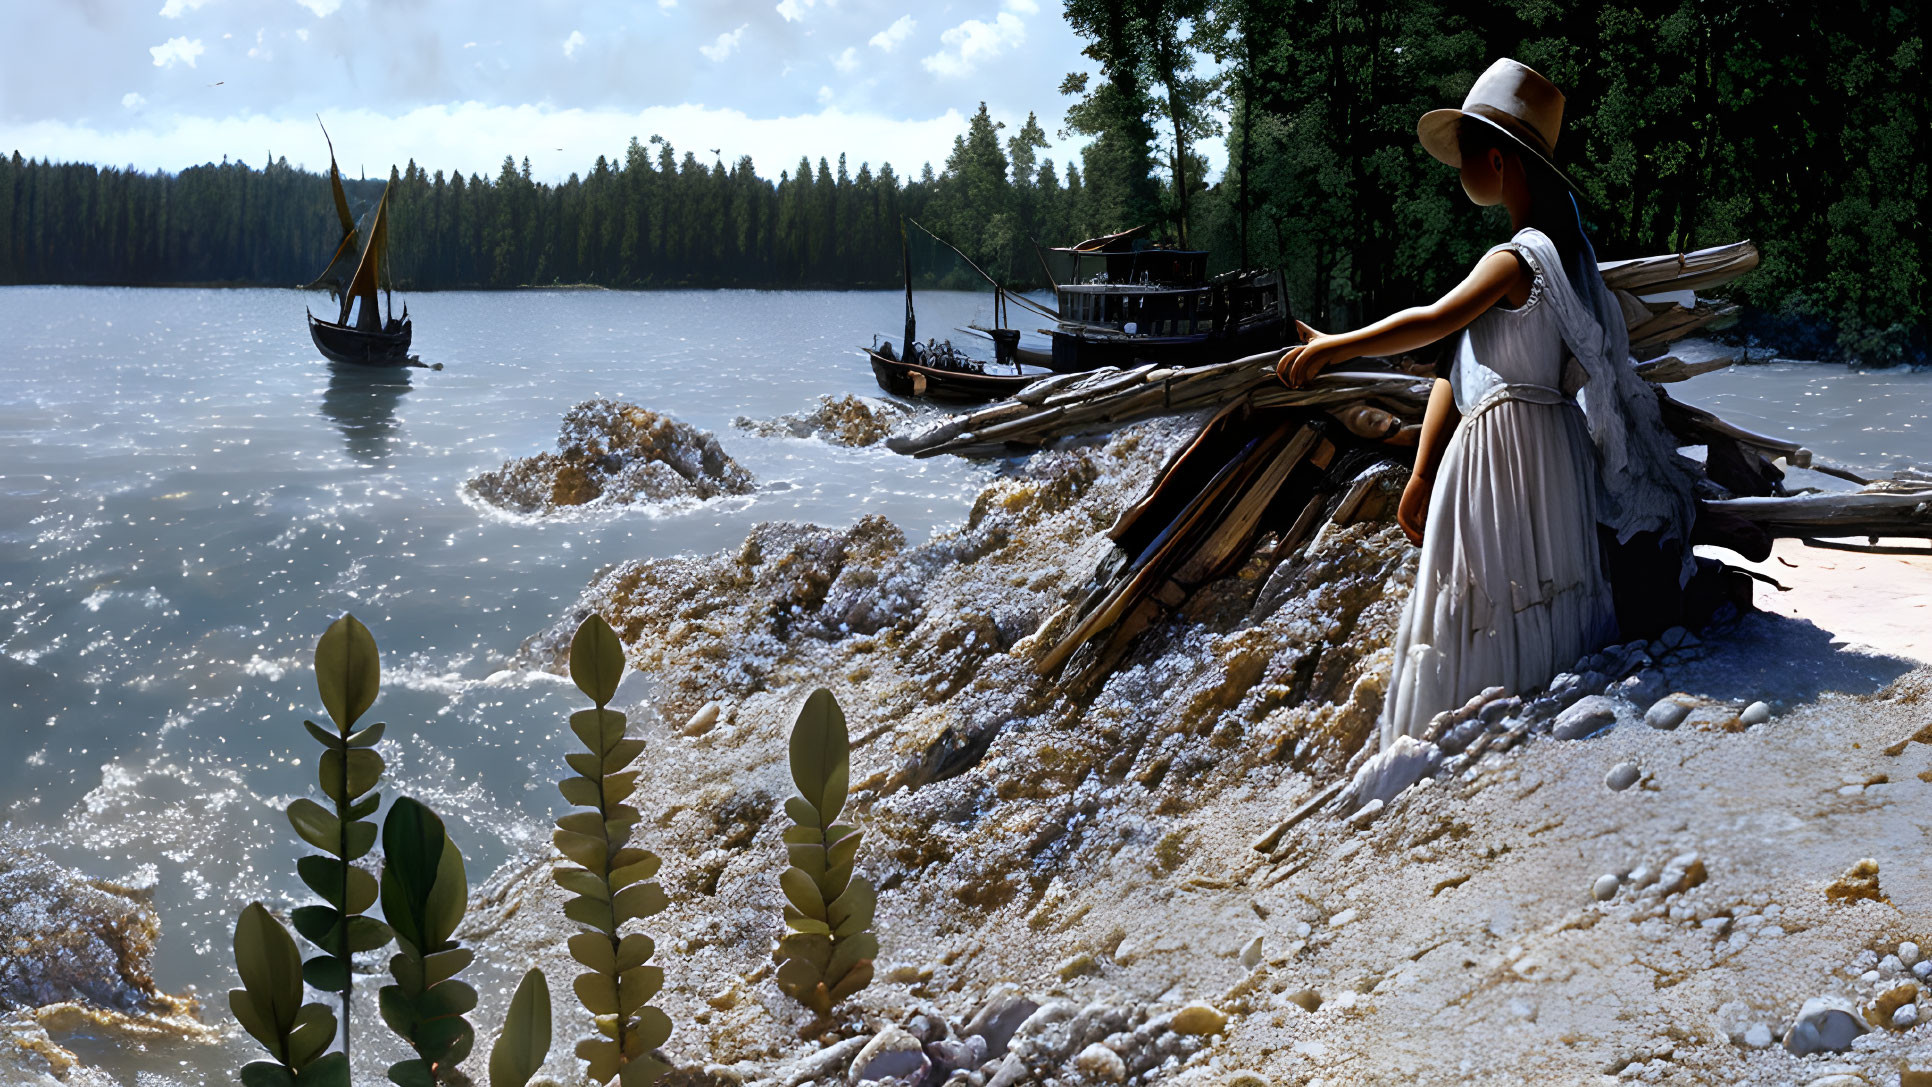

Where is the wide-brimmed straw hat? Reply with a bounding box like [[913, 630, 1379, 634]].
[[1418, 58, 1581, 195]]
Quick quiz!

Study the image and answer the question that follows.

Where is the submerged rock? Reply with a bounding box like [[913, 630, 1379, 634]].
[[0, 841, 213, 1085], [468, 398, 754, 514], [733, 394, 917, 447]]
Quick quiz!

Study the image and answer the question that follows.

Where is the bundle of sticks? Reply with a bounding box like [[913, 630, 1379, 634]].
[[885, 240, 1932, 687]]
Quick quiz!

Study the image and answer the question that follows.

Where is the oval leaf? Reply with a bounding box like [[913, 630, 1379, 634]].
[[778, 867, 825, 920], [287, 799, 343, 857], [234, 903, 304, 1033], [316, 613, 380, 730], [489, 969, 552, 1087], [570, 614, 625, 706], [788, 688, 847, 801]]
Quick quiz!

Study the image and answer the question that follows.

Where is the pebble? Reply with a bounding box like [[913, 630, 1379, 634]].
[[1239, 936, 1264, 970], [1655, 852, 1706, 896], [1553, 696, 1619, 740], [1661, 626, 1688, 648], [682, 700, 722, 736], [1072, 1042, 1127, 1083], [1592, 874, 1622, 901], [1743, 1023, 1773, 1048], [1327, 908, 1359, 929], [1883, 955, 1906, 974], [1605, 761, 1641, 791], [1739, 700, 1771, 726], [1785, 995, 1868, 1055], [1644, 697, 1692, 731], [1903, 942, 1923, 966], [1916, 961, 1932, 980], [1896, 1004, 1920, 1029], [1170, 1003, 1228, 1036], [851, 1026, 929, 1084]]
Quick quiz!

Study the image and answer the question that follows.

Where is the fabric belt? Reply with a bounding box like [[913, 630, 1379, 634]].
[[1463, 382, 1570, 423]]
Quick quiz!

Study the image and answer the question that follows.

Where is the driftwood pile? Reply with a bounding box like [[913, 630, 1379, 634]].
[[886, 241, 1932, 683]]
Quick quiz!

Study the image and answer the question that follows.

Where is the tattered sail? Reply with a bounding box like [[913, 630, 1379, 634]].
[[307, 120, 361, 298], [339, 184, 390, 330]]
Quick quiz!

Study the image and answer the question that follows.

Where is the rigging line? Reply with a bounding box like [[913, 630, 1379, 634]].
[[903, 217, 1060, 323]]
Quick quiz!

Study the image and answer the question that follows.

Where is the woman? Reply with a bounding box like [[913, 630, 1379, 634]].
[[1279, 59, 1696, 750]]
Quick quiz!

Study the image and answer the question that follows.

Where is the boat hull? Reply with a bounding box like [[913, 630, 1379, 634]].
[[309, 313, 413, 367], [868, 349, 1044, 404]]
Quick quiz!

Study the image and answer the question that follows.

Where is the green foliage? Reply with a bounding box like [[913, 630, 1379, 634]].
[[251, 612, 396, 1076], [379, 797, 478, 1086], [554, 614, 672, 1087], [488, 969, 553, 1087], [773, 689, 877, 1017], [1183, 0, 1926, 361], [229, 902, 351, 1087]]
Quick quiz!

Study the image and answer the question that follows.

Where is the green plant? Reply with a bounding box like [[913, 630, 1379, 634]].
[[489, 968, 554, 1087], [554, 614, 672, 1086], [287, 613, 394, 1059], [379, 796, 476, 1086], [773, 688, 877, 1016], [229, 902, 348, 1087]]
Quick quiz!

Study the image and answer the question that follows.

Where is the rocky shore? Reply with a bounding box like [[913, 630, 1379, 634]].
[[467, 399, 755, 515], [12, 402, 1932, 1085]]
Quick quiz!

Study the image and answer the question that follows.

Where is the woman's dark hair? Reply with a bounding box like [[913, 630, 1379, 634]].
[[1458, 117, 1597, 299]]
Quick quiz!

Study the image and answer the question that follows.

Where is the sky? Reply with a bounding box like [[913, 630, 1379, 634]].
[[0, 0, 1222, 185]]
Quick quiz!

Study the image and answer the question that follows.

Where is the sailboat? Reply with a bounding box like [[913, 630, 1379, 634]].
[[306, 123, 413, 366]]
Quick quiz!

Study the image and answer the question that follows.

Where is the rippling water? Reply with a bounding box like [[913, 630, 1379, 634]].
[[0, 286, 1005, 1034], [2, 288, 1930, 1080]]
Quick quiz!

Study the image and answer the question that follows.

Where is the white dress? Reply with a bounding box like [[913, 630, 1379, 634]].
[[1380, 228, 1620, 748]]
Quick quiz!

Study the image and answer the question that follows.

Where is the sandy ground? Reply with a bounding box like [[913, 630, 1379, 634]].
[[1713, 539, 1932, 665]]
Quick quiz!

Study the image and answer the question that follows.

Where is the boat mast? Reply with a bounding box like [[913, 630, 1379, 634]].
[[901, 217, 916, 353]]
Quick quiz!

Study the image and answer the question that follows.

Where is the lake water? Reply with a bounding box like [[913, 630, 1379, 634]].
[[1, 287, 1929, 1079]]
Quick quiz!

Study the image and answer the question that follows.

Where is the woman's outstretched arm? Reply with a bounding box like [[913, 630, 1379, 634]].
[[1277, 249, 1528, 387]]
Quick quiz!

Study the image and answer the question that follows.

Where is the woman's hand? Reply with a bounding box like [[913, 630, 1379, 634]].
[[1274, 319, 1355, 388], [1396, 472, 1432, 546]]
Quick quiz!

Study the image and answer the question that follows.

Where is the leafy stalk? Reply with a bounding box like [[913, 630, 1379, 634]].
[[379, 796, 477, 1086], [289, 613, 393, 1064], [554, 614, 672, 1087], [773, 688, 877, 1016], [230, 902, 349, 1087]]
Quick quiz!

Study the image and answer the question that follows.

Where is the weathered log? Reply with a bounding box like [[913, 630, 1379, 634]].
[[1634, 354, 1735, 383], [1706, 488, 1932, 538], [1599, 240, 1760, 294]]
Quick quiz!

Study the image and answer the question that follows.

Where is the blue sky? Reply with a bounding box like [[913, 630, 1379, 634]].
[[0, 0, 1224, 185]]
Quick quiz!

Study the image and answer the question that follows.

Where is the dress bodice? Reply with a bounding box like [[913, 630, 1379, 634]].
[[1445, 229, 1579, 415]]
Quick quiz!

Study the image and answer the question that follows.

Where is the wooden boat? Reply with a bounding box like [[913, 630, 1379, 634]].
[[1041, 226, 1294, 372], [306, 124, 414, 367], [867, 220, 1052, 403], [866, 337, 1056, 403]]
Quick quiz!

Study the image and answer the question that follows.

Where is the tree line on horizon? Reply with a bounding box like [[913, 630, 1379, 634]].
[[0, 0, 1922, 362]]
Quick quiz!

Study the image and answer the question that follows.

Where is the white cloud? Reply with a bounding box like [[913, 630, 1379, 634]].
[[817, 84, 834, 104], [868, 15, 914, 52], [1003, 0, 1039, 13], [658, 0, 676, 7], [832, 46, 858, 73], [562, 30, 586, 58], [699, 24, 746, 62], [158, 0, 213, 18], [121, 92, 147, 110], [775, 0, 825, 22], [149, 37, 206, 68], [295, 0, 341, 18], [296, 27, 309, 40], [921, 13, 1025, 78]]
